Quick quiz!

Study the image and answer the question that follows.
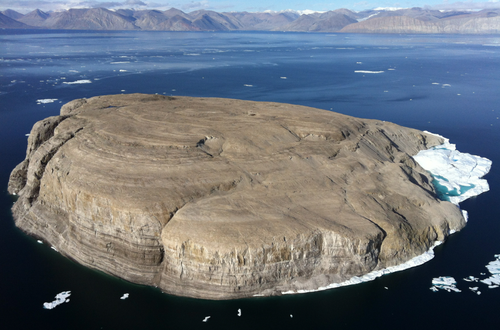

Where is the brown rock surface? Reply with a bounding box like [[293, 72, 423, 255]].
[[8, 94, 465, 299]]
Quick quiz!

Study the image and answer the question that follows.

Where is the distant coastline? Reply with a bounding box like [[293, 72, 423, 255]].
[[2, 7, 500, 34]]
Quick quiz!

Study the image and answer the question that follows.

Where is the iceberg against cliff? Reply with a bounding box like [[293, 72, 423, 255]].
[[413, 132, 492, 205]]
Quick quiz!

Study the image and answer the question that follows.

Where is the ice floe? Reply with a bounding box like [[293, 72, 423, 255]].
[[431, 254, 500, 295], [43, 291, 71, 309], [354, 70, 384, 74], [469, 287, 481, 295], [464, 276, 479, 282], [430, 276, 461, 292], [36, 99, 58, 104], [480, 255, 500, 288], [63, 80, 92, 85], [413, 132, 492, 205]]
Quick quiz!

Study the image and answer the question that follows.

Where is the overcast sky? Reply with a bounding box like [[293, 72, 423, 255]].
[[1, 0, 500, 14]]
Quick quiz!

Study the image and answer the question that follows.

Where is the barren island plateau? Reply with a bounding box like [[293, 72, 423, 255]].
[[8, 94, 466, 299]]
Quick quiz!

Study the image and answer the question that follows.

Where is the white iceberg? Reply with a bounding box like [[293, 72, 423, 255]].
[[36, 99, 58, 104], [480, 255, 500, 288], [430, 276, 461, 292], [469, 287, 481, 295], [63, 80, 92, 85], [43, 291, 71, 309], [463, 276, 479, 282], [413, 133, 492, 205], [354, 70, 384, 74]]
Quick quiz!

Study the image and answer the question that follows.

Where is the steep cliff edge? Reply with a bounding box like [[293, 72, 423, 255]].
[[9, 94, 465, 299]]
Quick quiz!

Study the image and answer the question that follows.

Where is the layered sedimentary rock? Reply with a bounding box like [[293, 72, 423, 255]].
[[9, 94, 465, 299]]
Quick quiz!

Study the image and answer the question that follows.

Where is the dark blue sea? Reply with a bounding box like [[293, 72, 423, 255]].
[[1, 30, 499, 329]]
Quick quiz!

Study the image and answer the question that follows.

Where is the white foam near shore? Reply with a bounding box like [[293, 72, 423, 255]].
[[413, 132, 492, 205], [43, 291, 71, 309], [63, 80, 92, 85]]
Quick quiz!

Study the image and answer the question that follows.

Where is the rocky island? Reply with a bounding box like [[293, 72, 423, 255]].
[[8, 94, 465, 299]]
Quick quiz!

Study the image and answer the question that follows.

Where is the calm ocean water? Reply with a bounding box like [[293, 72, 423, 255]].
[[1, 30, 499, 329]]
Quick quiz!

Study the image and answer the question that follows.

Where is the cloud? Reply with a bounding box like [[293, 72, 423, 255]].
[[429, 1, 500, 10], [0, 0, 150, 13], [180, 1, 209, 11]]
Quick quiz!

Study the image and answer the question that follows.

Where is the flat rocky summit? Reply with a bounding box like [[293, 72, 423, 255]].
[[9, 94, 464, 299]]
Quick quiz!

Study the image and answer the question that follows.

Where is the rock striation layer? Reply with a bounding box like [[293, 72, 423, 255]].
[[9, 94, 465, 299]]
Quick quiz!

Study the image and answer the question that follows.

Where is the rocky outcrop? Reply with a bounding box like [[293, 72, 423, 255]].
[[9, 94, 465, 299]]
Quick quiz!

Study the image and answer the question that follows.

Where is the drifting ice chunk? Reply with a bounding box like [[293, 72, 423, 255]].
[[63, 80, 92, 85], [430, 276, 461, 292], [413, 133, 492, 205], [469, 287, 481, 295], [354, 70, 384, 73], [463, 276, 479, 282], [480, 255, 500, 288], [36, 99, 58, 104], [43, 291, 71, 309]]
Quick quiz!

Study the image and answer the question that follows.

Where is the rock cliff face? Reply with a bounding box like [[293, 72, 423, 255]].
[[9, 94, 465, 299]]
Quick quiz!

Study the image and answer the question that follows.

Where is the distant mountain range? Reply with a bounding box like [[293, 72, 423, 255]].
[[2, 7, 500, 34]]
